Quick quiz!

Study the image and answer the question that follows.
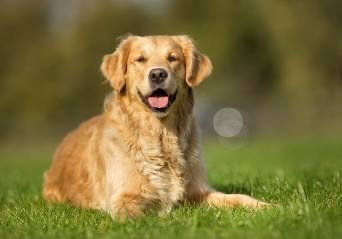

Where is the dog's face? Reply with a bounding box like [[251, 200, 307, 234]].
[[101, 35, 212, 117]]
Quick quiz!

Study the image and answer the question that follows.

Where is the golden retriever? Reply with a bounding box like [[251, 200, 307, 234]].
[[43, 35, 268, 219]]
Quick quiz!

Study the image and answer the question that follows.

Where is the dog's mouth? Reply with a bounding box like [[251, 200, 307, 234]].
[[138, 88, 177, 113]]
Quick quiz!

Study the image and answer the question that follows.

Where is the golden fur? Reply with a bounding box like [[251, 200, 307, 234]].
[[43, 35, 268, 219]]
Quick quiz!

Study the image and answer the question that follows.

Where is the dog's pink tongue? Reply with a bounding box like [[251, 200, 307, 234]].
[[148, 96, 169, 108]]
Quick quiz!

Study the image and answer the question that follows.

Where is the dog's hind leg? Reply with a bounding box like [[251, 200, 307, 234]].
[[42, 172, 66, 203]]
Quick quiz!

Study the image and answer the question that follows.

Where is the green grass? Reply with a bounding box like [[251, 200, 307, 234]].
[[0, 136, 342, 239]]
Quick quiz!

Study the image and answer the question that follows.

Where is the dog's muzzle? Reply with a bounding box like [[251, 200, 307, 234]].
[[138, 88, 177, 113]]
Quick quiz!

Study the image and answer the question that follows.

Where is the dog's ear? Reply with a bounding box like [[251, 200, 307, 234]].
[[175, 35, 212, 87], [101, 36, 134, 93]]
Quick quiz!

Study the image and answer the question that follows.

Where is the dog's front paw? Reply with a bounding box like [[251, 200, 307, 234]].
[[111, 193, 145, 221], [255, 200, 272, 209]]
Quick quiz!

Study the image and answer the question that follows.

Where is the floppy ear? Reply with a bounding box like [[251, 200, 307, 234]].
[[100, 36, 134, 93], [176, 36, 213, 87]]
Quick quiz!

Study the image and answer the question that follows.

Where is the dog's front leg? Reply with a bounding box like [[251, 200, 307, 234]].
[[200, 191, 269, 209], [110, 193, 146, 220]]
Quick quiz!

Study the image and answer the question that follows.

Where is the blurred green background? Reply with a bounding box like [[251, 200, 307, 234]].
[[1, 2, 342, 238], [1, 0, 342, 143]]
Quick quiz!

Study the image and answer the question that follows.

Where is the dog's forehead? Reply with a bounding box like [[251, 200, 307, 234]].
[[131, 36, 181, 54]]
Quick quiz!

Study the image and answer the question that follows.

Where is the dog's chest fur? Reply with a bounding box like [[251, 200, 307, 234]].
[[135, 126, 187, 211], [106, 100, 192, 213]]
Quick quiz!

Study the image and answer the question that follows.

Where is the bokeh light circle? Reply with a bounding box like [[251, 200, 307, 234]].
[[213, 107, 244, 137]]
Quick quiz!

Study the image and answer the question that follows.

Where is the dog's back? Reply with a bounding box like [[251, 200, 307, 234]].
[[43, 116, 104, 208]]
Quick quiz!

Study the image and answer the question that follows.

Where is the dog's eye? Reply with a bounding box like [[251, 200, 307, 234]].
[[135, 56, 146, 63], [167, 55, 177, 63]]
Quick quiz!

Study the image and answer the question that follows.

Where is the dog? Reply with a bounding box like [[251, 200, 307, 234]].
[[43, 35, 268, 219]]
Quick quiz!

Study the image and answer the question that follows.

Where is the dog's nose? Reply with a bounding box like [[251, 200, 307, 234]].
[[148, 68, 168, 85]]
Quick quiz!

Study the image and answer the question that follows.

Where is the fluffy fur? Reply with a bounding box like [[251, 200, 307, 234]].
[[43, 35, 268, 219]]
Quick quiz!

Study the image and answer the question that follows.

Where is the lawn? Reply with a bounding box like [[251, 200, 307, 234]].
[[0, 136, 341, 239]]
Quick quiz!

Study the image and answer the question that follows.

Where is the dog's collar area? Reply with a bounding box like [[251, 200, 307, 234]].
[[138, 88, 178, 113]]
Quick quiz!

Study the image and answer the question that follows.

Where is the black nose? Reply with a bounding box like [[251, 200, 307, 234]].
[[148, 68, 168, 85]]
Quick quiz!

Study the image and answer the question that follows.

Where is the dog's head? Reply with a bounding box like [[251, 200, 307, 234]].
[[101, 35, 212, 117]]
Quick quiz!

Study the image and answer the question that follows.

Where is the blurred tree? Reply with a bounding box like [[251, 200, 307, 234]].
[[0, 0, 341, 139], [0, 0, 50, 136]]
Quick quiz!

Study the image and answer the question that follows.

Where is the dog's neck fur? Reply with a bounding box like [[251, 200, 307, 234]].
[[104, 89, 195, 212]]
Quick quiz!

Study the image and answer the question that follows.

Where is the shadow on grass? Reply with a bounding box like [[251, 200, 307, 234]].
[[212, 183, 252, 195]]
